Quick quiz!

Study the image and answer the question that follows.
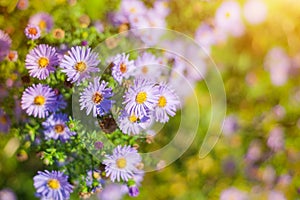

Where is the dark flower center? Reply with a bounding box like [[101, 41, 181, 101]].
[[120, 63, 127, 73], [54, 124, 65, 134], [28, 27, 38, 35], [92, 92, 103, 104]]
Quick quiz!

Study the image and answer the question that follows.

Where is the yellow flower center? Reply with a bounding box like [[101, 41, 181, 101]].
[[158, 96, 167, 108], [142, 66, 148, 74], [47, 179, 60, 190], [54, 124, 65, 134], [92, 92, 103, 104], [116, 157, 127, 169], [225, 12, 231, 18], [93, 171, 101, 179], [120, 63, 127, 73], [135, 92, 147, 104], [39, 20, 47, 30], [34, 95, 45, 105], [38, 57, 49, 68], [75, 61, 87, 72], [129, 115, 138, 123], [129, 7, 136, 13], [28, 27, 38, 35]]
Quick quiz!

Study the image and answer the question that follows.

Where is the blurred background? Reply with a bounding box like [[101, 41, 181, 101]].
[[1, 0, 300, 199]]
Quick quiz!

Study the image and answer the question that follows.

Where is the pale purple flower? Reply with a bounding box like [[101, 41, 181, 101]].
[[245, 140, 262, 163], [264, 47, 291, 86], [103, 145, 142, 182], [134, 52, 162, 79], [195, 23, 217, 54], [0, 30, 12, 61], [243, 0, 267, 25], [21, 84, 57, 118], [215, 1, 245, 37], [153, 0, 170, 18], [222, 115, 239, 136], [97, 184, 127, 200], [268, 190, 286, 200], [29, 12, 53, 33], [24, 24, 41, 40], [267, 127, 284, 152], [118, 110, 150, 135], [42, 113, 76, 142], [60, 46, 100, 84], [220, 187, 248, 200], [79, 77, 113, 117], [25, 44, 59, 80], [154, 82, 180, 123], [262, 165, 276, 186], [94, 20, 104, 33], [128, 185, 139, 197], [111, 53, 135, 84], [123, 78, 159, 117], [0, 188, 17, 200], [0, 109, 10, 133], [33, 170, 73, 200]]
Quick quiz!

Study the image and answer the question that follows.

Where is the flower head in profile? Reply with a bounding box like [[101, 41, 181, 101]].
[[0, 30, 12, 61], [29, 12, 53, 33], [154, 82, 180, 123], [33, 170, 73, 200], [123, 78, 159, 117], [24, 24, 41, 40], [103, 145, 142, 182], [60, 46, 100, 84], [42, 113, 76, 142], [79, 77, 114, 117], [111, 53, 135, 84], [25, 44, 59, 80], [21, 84, 57, 118], [134, 52, 162, 79]]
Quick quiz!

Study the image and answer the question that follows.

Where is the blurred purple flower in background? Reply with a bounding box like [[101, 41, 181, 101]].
[[264, 47, 291, 86], [97, 184, 127, 200], [111, 53, 135, 84], [243, 0, 267, 25], [29, 12, 54, 33], [222, 115, 239, 137], [220, 187, 248, 200], [0, 30, 11, 61], [24, 24, 41, 40], [0, 188, 17, 200], [267, 126, 284, 152], [268, 190, 286, 200], [0, 109, 10, 133]]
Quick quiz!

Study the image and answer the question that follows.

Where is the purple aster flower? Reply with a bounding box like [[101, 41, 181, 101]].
[[264, 47, 291, 86], [29, 12, 53, 33], [33, 170, 73, 200], [118, 110, 150, 135], [0, 30, 12, 61], [215, 1, 245, 37], [134, 52, 162, 79], [154, 82, 180, 123], [267, 126, 284, 152], [111, 53, 135, 84], [123, 78, 159, 117], [268, 190, 286, 200], [195, 23, 217, 55], [6, 50, 18, 62], [222, 115, 239, 136], [21, 84, 57, 118], [79, 77, 113, 117], [60, 46, 100, 84], [25, 44, 59, 80], [42, 113, 76, 142], [103, 145, 142, 182], [24, 24, 41, 40], [243, 0, 267, 25], [52, 94, 67, 112], [97, 184, 127, 200], [220, 187, 248, 200], [0, 109, 10, 133], [153, 0, 170, 18]]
